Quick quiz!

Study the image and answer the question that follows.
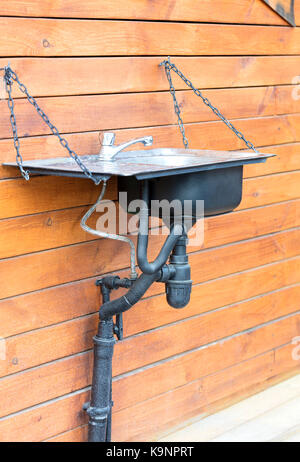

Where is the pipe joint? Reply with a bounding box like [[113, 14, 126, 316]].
[[83, 402, 112, 421], [165, 235, 192, 309]]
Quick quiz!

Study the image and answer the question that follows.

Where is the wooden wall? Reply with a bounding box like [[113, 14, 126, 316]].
[[0, 0, 300, 442]]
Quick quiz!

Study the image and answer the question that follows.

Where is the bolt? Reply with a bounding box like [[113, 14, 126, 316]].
[[43, 39, 50, 48]]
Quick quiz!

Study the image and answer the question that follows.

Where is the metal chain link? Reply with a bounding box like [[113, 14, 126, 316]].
[[2, 65, 102, 184], [161, 60, 189, 149], [159, 57, 259, 153]]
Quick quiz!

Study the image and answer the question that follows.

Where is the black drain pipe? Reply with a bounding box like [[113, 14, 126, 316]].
[[84, 245, 192, 441], [100, 271, 160, 320], [137, 179, 184, 275], [84, 272, 162, 442], [84, 180, 193, 441], [84, 317, 115, 442]]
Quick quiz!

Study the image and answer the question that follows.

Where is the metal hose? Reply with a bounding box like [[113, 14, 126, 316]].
[[80, 180, 138, 279]]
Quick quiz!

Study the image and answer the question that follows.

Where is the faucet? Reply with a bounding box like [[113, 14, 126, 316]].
[[98, 132, 153, 161]]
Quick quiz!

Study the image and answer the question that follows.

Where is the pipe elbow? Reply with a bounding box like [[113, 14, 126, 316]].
[[137, 223, 184, 275], [100, 271, 159, 320]]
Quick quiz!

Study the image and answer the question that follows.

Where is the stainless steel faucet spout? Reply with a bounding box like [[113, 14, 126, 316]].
[[99, 132, 153, 161]]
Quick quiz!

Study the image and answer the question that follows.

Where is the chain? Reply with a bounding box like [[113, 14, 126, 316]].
[[159, 57, 259, 153], [161, 60, 189, 149], [2, 65, 102, 184]]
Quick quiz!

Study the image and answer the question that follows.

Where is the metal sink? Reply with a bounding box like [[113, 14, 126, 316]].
[[4, 147, 273, 179], [4, 147, 274, 217]]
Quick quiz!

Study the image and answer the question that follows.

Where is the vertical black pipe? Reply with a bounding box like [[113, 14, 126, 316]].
[[137, 179, 184, 275], [87, 317, 115, 442]]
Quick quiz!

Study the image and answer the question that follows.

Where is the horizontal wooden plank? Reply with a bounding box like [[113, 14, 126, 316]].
[[159, 374, 300, 442], [204, 201, 300, 249], [118, 286, 300, 368], [0, 312, 299, 419], [48, 349, 299, 442], [187, 229, 300, 293], [1, 251, 299, 339], [47, 426, 87, 443], [49, 375, 300, 442], [0, 352, 93, 419], [0, 0, 287, 24], [2, 222, 300, 302], [0, 206, 95, 259], [2, 56, 300, 98], [273, 342, 300, 374], [2, 340, 298, 442], [0, 389, 89, 442], [1, 182, 300, 259], [0, 192, 299, 260], [275, 84, 300, 115], [0, 282, 299, 379], [0, 167, 298, 222], [238, 171, 300, 210], [0, 176, 117, 219], [0, 236, 131, 300], [0, 276, 99, 338], [123, 255, 300, 336], [0, 87, 280, 139], [1, 114, 298, 181], [0, 19, 300, 57], [0, 314, 95, 379], [113, 316, 300, 416], [244, 143, 300, 178], [0, 180, 298, 298], [2, 85, 300, 141], [112, 347, 299, 442]]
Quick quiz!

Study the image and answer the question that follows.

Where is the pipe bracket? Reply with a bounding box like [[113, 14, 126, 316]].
[[83, 402, 112, 421]]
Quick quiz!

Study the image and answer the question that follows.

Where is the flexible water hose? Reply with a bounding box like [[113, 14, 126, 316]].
[[80, 180, 138, 279]]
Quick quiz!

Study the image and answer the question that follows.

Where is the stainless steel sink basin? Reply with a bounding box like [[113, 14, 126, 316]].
[[4, 148, 273, 180], [4, 147, 274, 217]]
